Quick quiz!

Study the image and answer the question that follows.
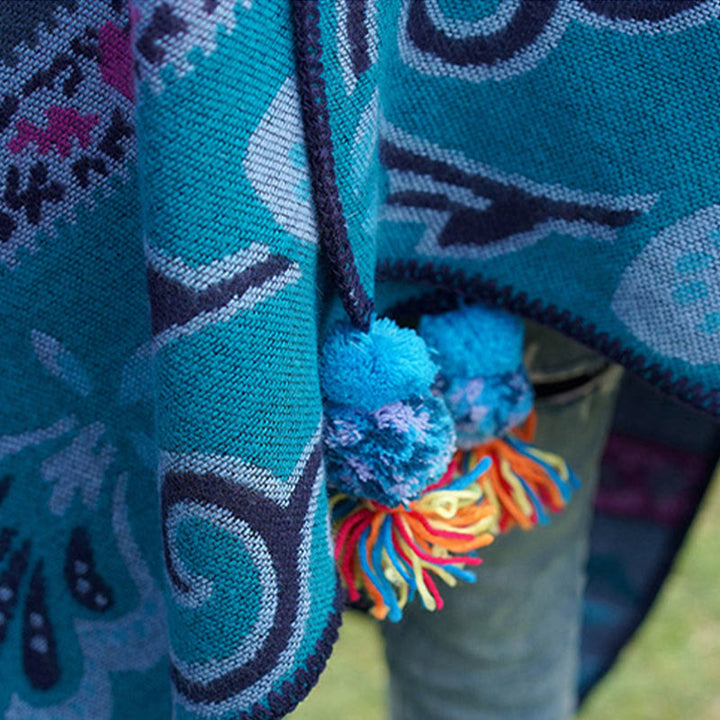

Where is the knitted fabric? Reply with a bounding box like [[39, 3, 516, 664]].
[[371, 1, 720, 417], [0, 2, 719, 719], [1, 2, 338, 718]]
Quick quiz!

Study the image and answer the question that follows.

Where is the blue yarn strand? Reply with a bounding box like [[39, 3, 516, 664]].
[[438, 562, 478, 583], [506, 437, 576, 501], [381, 517, 414, 586], [359, 527, 403, 622], [441, 454, 491, 492], [515, 473, 551, 525]]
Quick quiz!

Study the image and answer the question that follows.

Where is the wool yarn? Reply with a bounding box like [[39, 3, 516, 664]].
[[321, 316, 455, 507]]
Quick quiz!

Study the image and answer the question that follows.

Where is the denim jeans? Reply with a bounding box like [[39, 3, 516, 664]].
[[382, 326, 624, 720]]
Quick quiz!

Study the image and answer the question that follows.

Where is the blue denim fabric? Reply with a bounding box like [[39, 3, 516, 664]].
[[382, 329, 623, 720]]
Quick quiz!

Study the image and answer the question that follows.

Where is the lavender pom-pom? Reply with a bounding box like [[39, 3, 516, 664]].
[[324, 394, 455, 506], [439, 370, 533, 448], [320, 317, 456, 505], [419, 304, 534, 446]]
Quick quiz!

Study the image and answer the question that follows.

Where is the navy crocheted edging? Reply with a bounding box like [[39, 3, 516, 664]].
[[377, 259, 720, 420], [244, 585, 345, 720], [291, 0, 373, 331]]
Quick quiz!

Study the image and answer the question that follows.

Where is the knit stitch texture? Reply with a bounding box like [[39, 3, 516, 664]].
[[0, 1, 719, 718]]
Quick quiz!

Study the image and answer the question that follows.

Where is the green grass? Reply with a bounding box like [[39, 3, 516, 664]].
[[289, 469, 720, 720]]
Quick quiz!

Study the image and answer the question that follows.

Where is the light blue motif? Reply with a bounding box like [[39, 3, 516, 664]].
[[613, 205, 720, 366], [245, 76, 318, 245]]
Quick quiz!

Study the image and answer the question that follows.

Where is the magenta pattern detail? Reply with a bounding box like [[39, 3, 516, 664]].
[[8, 107, 100, 158]]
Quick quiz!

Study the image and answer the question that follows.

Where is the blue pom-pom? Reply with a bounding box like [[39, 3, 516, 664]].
[[320, 316, 456, 505], [441, 371, 533, 448], [324, 394, 455, 506], [321, 316, 439, 413], [419, 304, 533, 447], [419, 304, 524, 377]]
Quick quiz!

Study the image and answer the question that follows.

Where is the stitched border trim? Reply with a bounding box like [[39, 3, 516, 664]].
[[291, 0, 374, 330], [377, 258, 720, 419], [242, 585, 345, 720]]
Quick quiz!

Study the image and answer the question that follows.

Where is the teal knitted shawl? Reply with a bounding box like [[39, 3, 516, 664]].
[[1, 1, 718, 717]]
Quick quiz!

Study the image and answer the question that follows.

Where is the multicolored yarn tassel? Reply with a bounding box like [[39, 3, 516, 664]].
[[461, 412, 579, 533], [331, 454, 495, 621]]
